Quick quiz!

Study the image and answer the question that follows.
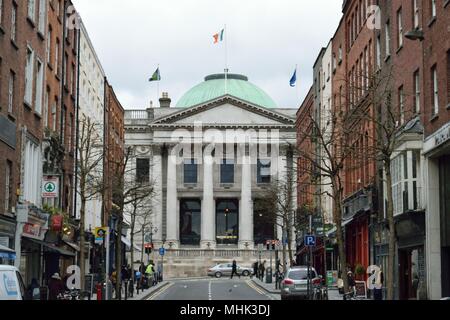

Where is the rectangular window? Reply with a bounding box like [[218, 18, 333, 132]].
[[44, 88, 49, 127], [11, 4, 17, 42], [432, 66, 439, 115], [385, 21, 391, 57], [23, 139, 42, 206], [376, 35, 381, 69], [68, 114, 73, 150], [5, 161, 12, 212], [257, 159, 271, 184], [0, 0, 3, 25], [413, 0, 420, 29], [220, 159, 235, 184], [431, 0, 436, 18], [184, 159, 198, 184], [25, 47, 35, 105], [35, 59, 44, 114], [38, 0, 45, 34], [61, 106, 66, 143], [397, 8, 403, 48], [414, 70, 421, 114], [8, 71, 14, 113], [399, 86, 405, 124], [339, 46, 342, 62], [52, 99, 57, 131], [27, 0, 36, 21], [136, 158, 150, 183], [47, 27, 52, 64], [55, 38, 60, 76]]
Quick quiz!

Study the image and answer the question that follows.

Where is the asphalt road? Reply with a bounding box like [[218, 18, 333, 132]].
[[147, 278, 280, 301]]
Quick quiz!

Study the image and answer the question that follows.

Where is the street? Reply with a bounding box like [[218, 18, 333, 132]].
[[147, 278, 280, 301]]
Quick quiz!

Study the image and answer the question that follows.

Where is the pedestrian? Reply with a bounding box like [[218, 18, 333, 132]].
[[27, 278, 40, 300], [110, 269, 117, 298], [347, 271, 356, 295], [135, 269, 142, 294], [252, 261, 258, 279], [48, 273, 65, 300], [374, 268, 384, 300], [145, 262, 155, 286], [230, 260, 240, 279], [259, 261, 266, 281]]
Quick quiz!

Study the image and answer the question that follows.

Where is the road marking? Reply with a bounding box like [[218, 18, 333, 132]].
[[146, 282, 174, 300], [208, 281, 212, 300], [246, 280, 265, 295]]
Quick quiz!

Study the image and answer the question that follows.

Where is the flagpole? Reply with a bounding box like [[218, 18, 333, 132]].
[[157, 63, 160, 105], [224, 24, 228, 95]]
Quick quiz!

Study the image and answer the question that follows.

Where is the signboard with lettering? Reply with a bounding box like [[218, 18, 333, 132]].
[[42, 177, 59, 198]]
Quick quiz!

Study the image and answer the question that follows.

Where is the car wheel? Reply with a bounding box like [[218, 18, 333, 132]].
[[242, 270, 250, 277], [215, 272, 222, 278]]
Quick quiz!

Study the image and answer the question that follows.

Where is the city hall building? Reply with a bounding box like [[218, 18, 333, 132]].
[[124, 73, 297, 277]]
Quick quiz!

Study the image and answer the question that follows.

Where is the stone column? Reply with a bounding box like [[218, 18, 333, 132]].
[[166, 146, 179, 248], [152, 146, 163, 245], [201, 150, 216, 249], [239, 153, 254, 249]]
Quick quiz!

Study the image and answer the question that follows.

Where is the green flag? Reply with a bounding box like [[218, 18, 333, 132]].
[[149, 68, 161, 82]]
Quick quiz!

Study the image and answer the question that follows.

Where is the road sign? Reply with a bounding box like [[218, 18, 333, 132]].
[[94, 227, 107, 244], [305, 235, 316, 246], [42, 177, 59, 198], [159, 248, 165, 256]]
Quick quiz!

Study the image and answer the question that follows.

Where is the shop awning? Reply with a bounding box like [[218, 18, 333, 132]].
[[26, 239, 75, 257], [63, 241, 80, 252], [0, 244, 16, 260]]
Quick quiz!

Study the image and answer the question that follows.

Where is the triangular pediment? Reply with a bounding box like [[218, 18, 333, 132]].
[[151, 95, 295, 128]]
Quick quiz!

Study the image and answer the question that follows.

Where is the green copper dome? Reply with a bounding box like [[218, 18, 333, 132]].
[[176, 73, 277, 109]]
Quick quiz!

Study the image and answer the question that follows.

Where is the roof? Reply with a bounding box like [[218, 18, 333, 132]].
[[176, 73, 277, 109]]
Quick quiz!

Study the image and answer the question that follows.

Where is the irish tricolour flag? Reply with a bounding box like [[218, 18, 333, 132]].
[[213, 29, 225, 44]]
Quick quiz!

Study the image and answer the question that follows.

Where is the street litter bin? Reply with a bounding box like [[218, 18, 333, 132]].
[[266, 267, 273, 284]]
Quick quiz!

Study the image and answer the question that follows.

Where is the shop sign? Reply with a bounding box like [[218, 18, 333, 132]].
[[42, 177, 59, 198], [23, 223, 41, 239], [94, 227, 107, 244], [434, 126, 450, 148]]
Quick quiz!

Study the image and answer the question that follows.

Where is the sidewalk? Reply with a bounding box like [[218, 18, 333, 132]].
[[90, 281, 170, 301]]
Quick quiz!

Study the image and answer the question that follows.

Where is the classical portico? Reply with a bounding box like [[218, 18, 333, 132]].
[[125, 73, 297, 277]]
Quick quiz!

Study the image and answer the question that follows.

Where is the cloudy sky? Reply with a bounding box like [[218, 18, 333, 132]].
[[72, 0, 343, 109]]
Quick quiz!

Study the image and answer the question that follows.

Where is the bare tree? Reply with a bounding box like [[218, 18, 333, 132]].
[[109, 146, 154, 299], [76, 115, 104, 291]]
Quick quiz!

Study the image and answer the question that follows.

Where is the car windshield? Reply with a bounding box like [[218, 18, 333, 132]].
[[288, 269, 316, 280]]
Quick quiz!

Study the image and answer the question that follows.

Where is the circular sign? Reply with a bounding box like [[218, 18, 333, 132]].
[[44, 182, 56, 193]]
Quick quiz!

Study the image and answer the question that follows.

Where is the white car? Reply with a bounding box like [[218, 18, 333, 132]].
[[0, 265, 27, 300], [207, 263, 253, 278]]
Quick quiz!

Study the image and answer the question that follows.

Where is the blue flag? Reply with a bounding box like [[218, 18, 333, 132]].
[[290, 69, 297, 87]]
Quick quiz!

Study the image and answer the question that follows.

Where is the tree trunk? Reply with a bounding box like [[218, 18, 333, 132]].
[[385, 160, 396, 300], [333, 186, 349, 294], [287, 222, 294, 266], [141, 228, 144, 264], [115, 217, 122, 300], [79, 197, 86, 291]]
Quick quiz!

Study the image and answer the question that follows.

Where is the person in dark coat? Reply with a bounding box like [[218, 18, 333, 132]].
[[27, 278, 40, 300], [230, 260, 240, 279], [252, 261, 258, 279], [48, 273, 65, 300]]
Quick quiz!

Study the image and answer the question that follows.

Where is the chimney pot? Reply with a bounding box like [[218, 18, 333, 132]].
[[159, 92, 171, 108]]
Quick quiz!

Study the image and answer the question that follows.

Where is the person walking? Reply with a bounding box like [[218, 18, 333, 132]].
[[259, 261, 266, 281], [145, 262, 155, 286], [252, 261, 258, 279], [48, 273, 65, 300], [230, 260, 240, 279]]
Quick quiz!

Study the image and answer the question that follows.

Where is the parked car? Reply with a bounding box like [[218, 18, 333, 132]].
[[0, 265, 27, 300], [207, 263, 253, 278], [280, 266, 321, 300]]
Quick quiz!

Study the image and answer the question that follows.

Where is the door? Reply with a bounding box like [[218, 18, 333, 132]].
[[399, 249, 414, 300]]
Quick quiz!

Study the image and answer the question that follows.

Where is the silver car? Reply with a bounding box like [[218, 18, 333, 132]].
[[207, 263, 253, 278], [280, 266, 321, 300]]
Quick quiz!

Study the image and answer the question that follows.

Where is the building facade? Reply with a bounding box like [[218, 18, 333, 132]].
[[125, 73, 297, 277]]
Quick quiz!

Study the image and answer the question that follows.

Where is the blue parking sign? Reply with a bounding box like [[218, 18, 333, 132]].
[[159, 248, 165, 256], [305, 235, 316, 246]]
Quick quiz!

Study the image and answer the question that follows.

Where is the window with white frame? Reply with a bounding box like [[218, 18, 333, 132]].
[[431, 0, 436, 18], [44, 88, 49, 128], [24, 47, 35, 105], [55, 39, 60, 76], [413, 0, 420, 29], [23, 139, 42, 206], [47, 27, 52, 64], [8, 71, 14, 113], [27, 0, 36, 21], [397, 8, 403, 48], [339, 46, 342, 63], [38, 0, 46, 34], [11, 4, 17, 42], [432, 65, 439, 115], [385, 21, 391, 57], [399, 86, 404, 125], [0, 0, 3, 25], [376, 35, 381, 69], [414, 70, 421, 114], [35, 58, 44, 114], [391, 150, 421, 215]]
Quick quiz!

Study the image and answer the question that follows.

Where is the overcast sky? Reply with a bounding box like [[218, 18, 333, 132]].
[[72, 0, 343, 110]]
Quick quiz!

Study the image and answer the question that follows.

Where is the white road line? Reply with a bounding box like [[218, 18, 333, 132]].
[[208, 281, 212, 300]]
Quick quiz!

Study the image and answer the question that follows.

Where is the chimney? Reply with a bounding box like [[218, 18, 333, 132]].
[[159, 92, 171, 108]]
